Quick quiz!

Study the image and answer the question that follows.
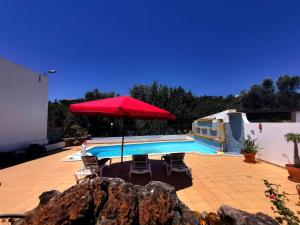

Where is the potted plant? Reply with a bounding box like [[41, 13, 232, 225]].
[[241, 135, 259, 163], [284, 133, 300, 182]]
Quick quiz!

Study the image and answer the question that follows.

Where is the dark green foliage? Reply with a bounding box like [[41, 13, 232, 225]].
[[48, 89, 120, 137], [277, 75, 300, 93], [129, 82, 237, 135], [62, 120, 88, 139], [61, 120, 89, 146], [241, 135, 259, 153], [240, 75, 300, 110], [48, 76, 299, 137], [276, 75, 300, 109], [48, 83, 238, 136], [85, 88, 117, 101], [240, 78, 276, 109], [83, 89, 118, 137]]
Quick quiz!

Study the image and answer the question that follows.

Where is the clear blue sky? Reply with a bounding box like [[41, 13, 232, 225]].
[[1, 0, 300, 100]]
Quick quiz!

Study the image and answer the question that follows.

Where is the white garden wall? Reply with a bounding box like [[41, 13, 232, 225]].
[[203, 109, 237, 123], [244, 122, 300, 166], [0, 57, 48, 152]]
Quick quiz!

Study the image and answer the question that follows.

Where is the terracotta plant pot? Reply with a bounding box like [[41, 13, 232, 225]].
[[286, 164, 300, 182], [243, 152, 256, 163]]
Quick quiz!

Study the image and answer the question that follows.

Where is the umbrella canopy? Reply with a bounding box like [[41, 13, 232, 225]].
[[69, 96, 176, 163], [70, 96, 175, 120]]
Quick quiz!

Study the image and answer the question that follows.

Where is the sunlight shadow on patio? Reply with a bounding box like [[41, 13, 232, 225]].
[[102, 159, 193, 191]]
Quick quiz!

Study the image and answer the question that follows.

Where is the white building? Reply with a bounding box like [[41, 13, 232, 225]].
[[193, 109, 300, 167], [0, 57, 48, 152]]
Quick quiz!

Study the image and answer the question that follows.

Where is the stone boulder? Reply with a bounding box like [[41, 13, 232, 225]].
[[217, 205, 279, 225], [38, 190, 61, 206], [18, 178, 199, 225], [97, 178, 138, 224], [16, 179, 281, 225], [21, 179, 103, 225]]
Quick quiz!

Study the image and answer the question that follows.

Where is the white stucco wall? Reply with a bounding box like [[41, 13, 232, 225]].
[[0, 58, 48, 152], [203, 109, 237, 123], [244, 122, 300, 166]]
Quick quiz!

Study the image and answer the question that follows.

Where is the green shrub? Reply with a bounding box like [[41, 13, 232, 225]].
[[62, 120, 89, 146], [241, 135, 259, 154]]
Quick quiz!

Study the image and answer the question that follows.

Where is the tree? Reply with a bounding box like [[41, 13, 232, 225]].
[[240, 85, 264, 109], [261, 79, 276, 108], [83, 89, 118, 137], [49, 77, 299, 137], [277, 75, 300, 93], [62, 120, 88, 139], [276, 75, 300, 109], [130, 82, 237, 135], [130, 82, 174, 135], [130, 85, 150, 102], [240, 78, 276, 110], [85, 88, 117, 101], [240, 75, 300, 110]]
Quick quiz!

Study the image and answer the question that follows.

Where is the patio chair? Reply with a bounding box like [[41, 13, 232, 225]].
[[161, 153, 191, 178], [74, 156, 112, 183], [129, 154, 152, 180]]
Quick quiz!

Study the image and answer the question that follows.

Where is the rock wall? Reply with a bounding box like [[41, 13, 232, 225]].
[[17, 178, 198, 225], [15, 178, 279, 225]]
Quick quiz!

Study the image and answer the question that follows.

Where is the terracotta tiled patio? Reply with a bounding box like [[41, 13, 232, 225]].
[[0, 145, 298, 217]]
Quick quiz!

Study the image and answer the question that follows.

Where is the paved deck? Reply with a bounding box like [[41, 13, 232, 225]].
[[0, 145, 298, 217]]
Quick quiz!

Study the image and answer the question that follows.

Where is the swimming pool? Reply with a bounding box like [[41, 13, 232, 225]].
[[85, 141, 217, 158]]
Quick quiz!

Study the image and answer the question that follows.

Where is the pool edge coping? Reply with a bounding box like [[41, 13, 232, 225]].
[[62, 140, 222, 162]]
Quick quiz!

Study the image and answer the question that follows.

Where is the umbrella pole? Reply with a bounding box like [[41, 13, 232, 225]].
[[121, 118, 125, 164]]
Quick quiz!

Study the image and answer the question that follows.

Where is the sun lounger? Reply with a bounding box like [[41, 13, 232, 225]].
[[129, 154, 152, 179], [161, 153, 191, 178], [74, 156, 112, 183]]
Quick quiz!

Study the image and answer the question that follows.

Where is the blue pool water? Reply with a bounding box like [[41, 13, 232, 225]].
[[87, 141, 217, 158]]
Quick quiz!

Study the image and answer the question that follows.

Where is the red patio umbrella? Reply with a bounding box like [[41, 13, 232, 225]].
[[69, 96, 175, 163]]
